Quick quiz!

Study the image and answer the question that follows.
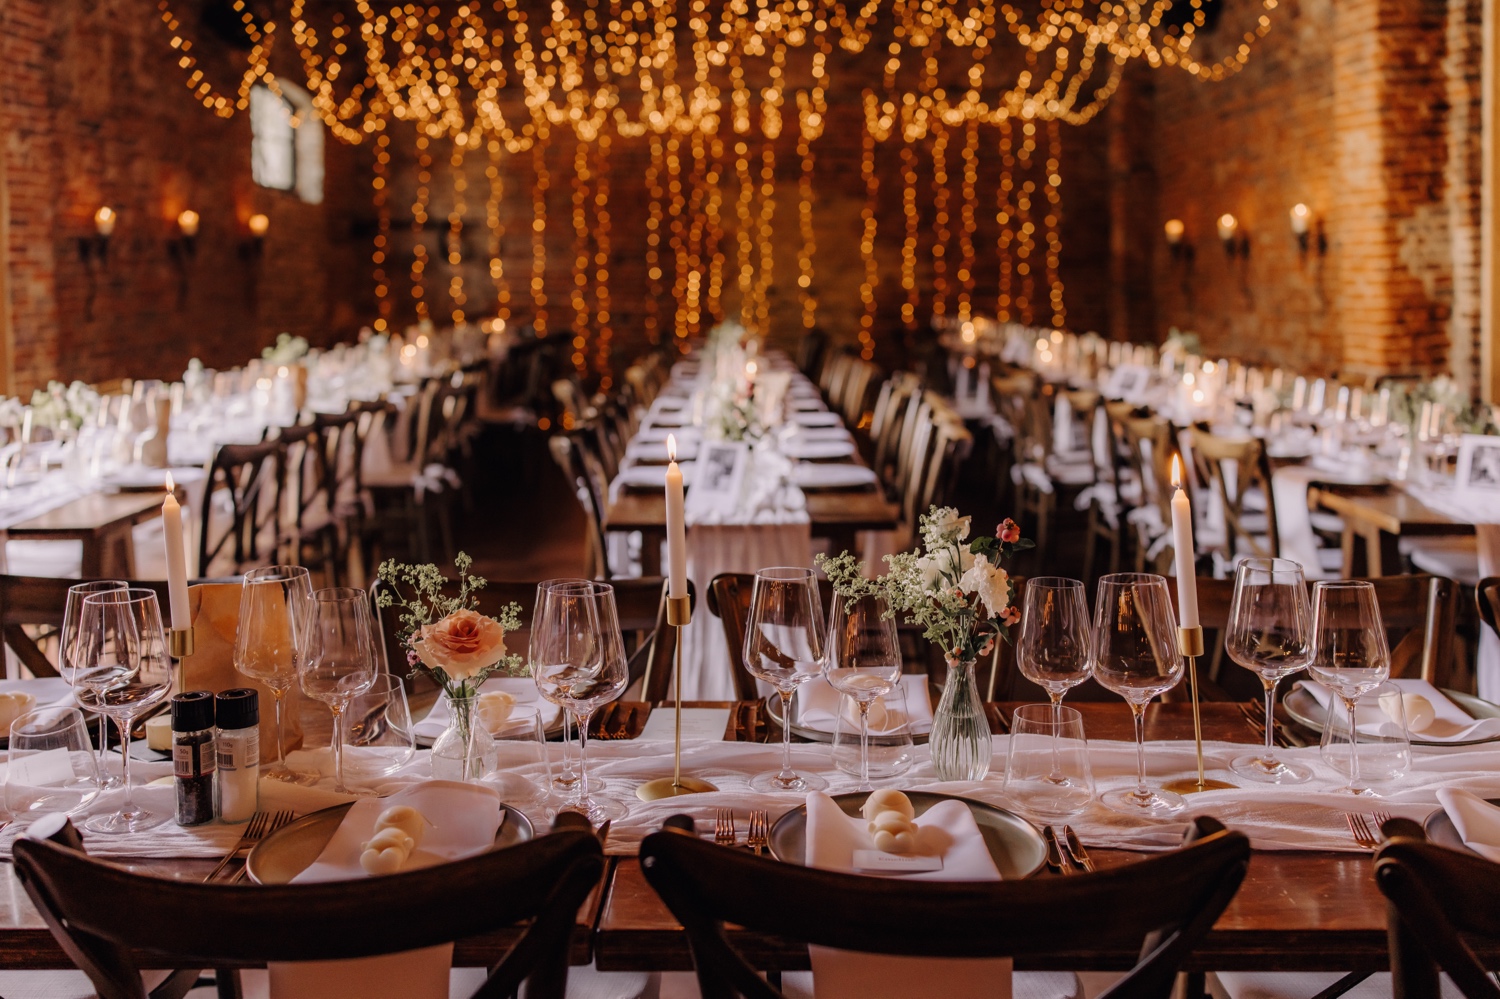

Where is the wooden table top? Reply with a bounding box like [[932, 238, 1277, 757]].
[[1312, 484, 1476, 538], [604, 482, 900, 532], [7, 490, 172, 539]]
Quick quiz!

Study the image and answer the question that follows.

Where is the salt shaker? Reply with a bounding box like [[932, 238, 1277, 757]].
[[171, 691, 217, 826], [215, 688, 260, 823]]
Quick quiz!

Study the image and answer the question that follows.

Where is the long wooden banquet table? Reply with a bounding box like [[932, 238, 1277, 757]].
[[0, 700, 1484, 975]]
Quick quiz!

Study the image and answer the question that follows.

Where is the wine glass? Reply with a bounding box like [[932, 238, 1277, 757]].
[[823, 591, 902, 791], [1016, 577, 1092, 720], [234, 565, 316, 784], [531, 578, 590, 793], [300, 587, 380, 794], [532, 580, 628, 823], [1226, 558, 1314, 784], [79, 588, 174, 834], [1308, 580, 1391, 796], [58, 579, 129, 789], [5, 705, 102, 819], [743, 567, 827, 793], [1090, 572, 1185, 816]]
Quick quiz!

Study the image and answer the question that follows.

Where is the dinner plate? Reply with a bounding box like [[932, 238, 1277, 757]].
[[1283, 686, 1500, 747], [768, 791, 1047, 879], [763, 691, 931, 745], [246, 801, 533, 884], [780, 439, 856, 461], [791, 411, 842, 428], [790, 463, 879, 491], [1422, 797, 1500, 857]]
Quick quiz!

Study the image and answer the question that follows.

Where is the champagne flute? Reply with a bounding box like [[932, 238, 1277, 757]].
[[234, 565, 316, 784], [80, 589, 174, 834], [531, 578, 590, 792], [823, 591, 902, 791], [1227, 558, 1314, 784], [1308, 580, 1391, 796], [743, 567, 827, 793], [532, 580, 628, 823], [1090, 573, 1185, 817], [58, 579, 129, 789], [300, 588, 380, 794]]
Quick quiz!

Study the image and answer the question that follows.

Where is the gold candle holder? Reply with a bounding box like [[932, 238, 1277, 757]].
[[637, 595, 719, 800], [1162, 625, 1236, 795], [167, 627, 195, 693]]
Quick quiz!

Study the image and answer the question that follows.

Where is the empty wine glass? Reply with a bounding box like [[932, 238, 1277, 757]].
[[1226, 558, 1314, 784], [532, 580, 628, 824], [743, 567, 828, 793], [6, 705, 101, 819], [300, 588, 380, 794], [1017, 577, 1092, 720], [234, 566, 316, 784], [58, 579, 128, 789], [531, 578, 590, 793], [1308, 580, 1391, 796], [823, 591, 902, 791], [1090, 573, 1185, 817], [79, 588, 174, 834], [341, 672, 416, 780]]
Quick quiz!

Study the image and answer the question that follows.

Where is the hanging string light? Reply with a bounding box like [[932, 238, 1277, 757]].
[[858, 125, 879, 360], [486, 139, 511, 321], [996, 116, 1015, 323], [929, 125, 951, 321], [957, 118, 978, 324], [571, 138, 593, 355], [593, 133, 614, 386], [448, 140, 468, 326], [371, 128, 392, 332], [1044, 118, 1066, 328], [644, 134, 665, 345], [899, 143, 920, 331], [530, 137, 550, 336], [411, 133, 431, 320]]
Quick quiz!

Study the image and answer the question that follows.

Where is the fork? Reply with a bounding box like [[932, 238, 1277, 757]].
[[1346, 812, 1380, 850], [747, 810, 769, 856], [204, 811, 276, 883], [224, 810, 298, 883], [714, 808, 737, 847]]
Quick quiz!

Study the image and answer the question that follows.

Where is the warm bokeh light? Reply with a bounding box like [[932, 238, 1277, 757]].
[[1163, 218, 1185, 245], [176, 210, 200, 237], [94, 206, 116, 237], [247, 213, 270, 237]]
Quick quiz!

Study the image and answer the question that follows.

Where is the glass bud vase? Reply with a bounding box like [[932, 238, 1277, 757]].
[[930, 658, 992, 781], [431, 690, 497, 782]]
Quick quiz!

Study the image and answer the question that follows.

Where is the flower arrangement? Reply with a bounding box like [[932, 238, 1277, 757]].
[[373, 553, 527, 700], [262, 333, 311, 365], [817, 506, 1034, 665], [29, 381, 100, 431]]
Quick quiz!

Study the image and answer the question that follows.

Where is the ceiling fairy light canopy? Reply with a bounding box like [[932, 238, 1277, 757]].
[[158, 0, 1279, 143]]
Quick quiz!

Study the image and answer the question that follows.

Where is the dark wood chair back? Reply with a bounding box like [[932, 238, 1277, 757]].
[[0, 575, 165, 678], [371, 576, 689, 701], [199, 439, 284, 578], [547, 433, 612, 580], [311, 406, 371, 520], [641, 815, 1249, 999], [1376, 824, 1500, 999], [1477, 576, 1500, 643], [13, 815, 603, 999]]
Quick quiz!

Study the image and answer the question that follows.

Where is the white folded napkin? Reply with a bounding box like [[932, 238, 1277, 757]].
[[1436, 788, 1500, 863], [804, 791, 1009, 999], [797, 676, 932, 736], [636, 425, 703, 444], [413, 677, 559, 743], [626, 439, 700, 464], [779, 438, 856, 460], [1296, 679, 1500, 742], [790, 463, 879, 490], [292, 781, 504, 883], [792, 411, 842, 428]]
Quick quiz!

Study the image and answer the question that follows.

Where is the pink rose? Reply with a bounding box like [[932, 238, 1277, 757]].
[[412, 609, 508, 680]]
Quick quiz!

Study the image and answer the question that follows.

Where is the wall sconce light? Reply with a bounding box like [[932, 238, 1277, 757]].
[[1217, 213, 1249, 258], [78, 206, 114, 265], [168, 210, 200, 309], [242, 213, 269, 261], [1289, 203, 1327, 255], [1164, 218, 1194, 262]]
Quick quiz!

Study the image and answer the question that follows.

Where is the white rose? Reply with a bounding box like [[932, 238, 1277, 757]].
[[959, 555, 1010, 617], [922, 507, 972, 546], [917, 545, 975, 590]]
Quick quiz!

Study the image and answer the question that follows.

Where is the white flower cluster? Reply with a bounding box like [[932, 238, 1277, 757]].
[[28, 381, 100, 430], [262, 333, 310, 365]]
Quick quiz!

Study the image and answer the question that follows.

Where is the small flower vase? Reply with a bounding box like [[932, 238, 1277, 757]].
[[930, 658, 992, 781], [431, 689, 497, 782]]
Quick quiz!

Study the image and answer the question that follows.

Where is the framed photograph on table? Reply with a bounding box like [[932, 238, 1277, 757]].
[[685, 441, 748, 521], [1455, 434, 1500, 497]]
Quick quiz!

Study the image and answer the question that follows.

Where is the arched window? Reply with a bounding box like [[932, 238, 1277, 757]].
[[249, 82, 324, 205]]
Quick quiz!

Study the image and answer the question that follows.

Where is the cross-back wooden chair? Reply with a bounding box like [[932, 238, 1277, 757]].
[[13, 814, 603, 999], [1375, 819, 1500, 999], [1082, 400, 1143, 588], [546, 432, 614, 580], [0, 576, 165, 678], [371, 576, 689, 702], [199, 439, 284, 579], [1189, 428, 1279, 564], [1120, 412, 1177, 574], [270, 422, 339, 586], [868, 373, 920, 477], [640, 815, 1249, 999]]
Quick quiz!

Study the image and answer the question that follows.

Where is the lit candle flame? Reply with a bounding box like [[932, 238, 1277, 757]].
[[165, 471, 175, 492], [1171, 454, 1183, 490], [667, 433, 677, 463]]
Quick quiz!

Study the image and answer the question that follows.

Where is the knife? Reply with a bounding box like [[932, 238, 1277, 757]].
[[1063, 825, 1095, 872], [1042, 825, 1067, 874]]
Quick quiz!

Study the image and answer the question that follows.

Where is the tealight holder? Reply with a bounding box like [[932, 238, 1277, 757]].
[[637, 595, 719, 800], [167, 627, 194, 693], [1162, 625, 1236, 794]]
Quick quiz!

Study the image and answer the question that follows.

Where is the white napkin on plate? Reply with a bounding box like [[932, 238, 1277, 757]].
[[1435, 788, 1500, 863], [413, 677, 559, 743], [804, 792, 1009, 999], [292, 781, 504, 883], [797, 676, 932, 736], [1296, 679, 1500, 742]]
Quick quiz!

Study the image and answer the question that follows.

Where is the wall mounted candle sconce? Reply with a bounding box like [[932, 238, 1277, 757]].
[[1217, 214, 1249, 258], [242, 213, 269, 259], [168, 210, 199, 309], [78, 207, 114, 265], [1164, 218, 1194, 262], [1289, 203, 1327, 255]]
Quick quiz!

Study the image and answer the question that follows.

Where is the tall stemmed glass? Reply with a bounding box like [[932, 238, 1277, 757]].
[[1308, 580, 1391, 796], [234, 565, 316, 784], [1090, 573, 1186, 817], [300, 588, 380, 794], [80, 589, 174, 834], [744, 567, 828, 793], [1227, 558, 1314, 784], [823, 591, 902, 792], [532, 580, 628, 823], [531, 578, 589, 792], [1017, 577, 1092, 724], [59, 579, 128, 789]]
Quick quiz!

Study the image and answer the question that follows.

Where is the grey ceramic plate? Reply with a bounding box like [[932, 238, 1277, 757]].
[[1283, 686, 1500, 748], [245, 802, 533, 884], [763, 693, 930, 746], [768, 790, 1047, 880], [1422, 797, 1500, 857]]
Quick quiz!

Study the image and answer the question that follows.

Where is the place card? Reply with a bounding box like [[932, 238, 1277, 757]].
[[636, 707, 733, 743], [852, 850, 944, 874]]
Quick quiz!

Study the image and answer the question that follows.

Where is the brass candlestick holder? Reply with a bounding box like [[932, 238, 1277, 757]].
[[1162, 625, 1236, 795], [637, 595, 719, 801], [167, 627, 195, 693]]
